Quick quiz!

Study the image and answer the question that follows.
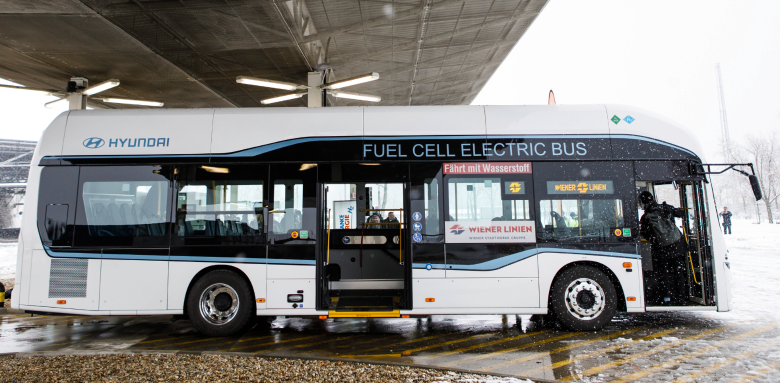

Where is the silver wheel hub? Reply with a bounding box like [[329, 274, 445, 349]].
[[199, 283, 240, 325], [564, 278, 605, 320]]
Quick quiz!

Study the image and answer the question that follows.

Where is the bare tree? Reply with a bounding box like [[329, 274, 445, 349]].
[[736, 132, 780, 223]]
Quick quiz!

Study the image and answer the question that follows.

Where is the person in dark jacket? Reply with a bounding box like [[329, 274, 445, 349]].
[[719, 207, 733, 234], [639, 191, 689, 306]]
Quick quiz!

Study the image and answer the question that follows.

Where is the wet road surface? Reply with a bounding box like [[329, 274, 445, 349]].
[[1, 312, 777, 382]]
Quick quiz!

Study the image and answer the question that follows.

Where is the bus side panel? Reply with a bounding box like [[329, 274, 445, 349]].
[[26, 251, 101, 311], [537, 252, 643, 312], [100, 260, 168, 311], [413, 278, 539, 309], [168, 262, 268, 312], [266, 265, 315, 311], [443, 256, 538, 278]]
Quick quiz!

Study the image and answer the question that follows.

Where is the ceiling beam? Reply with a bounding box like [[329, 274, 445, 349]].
[[327, 11, 537, 67], [300, 0, 467, 43]]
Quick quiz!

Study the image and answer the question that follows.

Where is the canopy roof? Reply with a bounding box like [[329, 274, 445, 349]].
[[0, 0, 547, 108]]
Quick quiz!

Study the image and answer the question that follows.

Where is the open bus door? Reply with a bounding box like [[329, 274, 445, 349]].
[[316, 166, 412, 317], [638, 179, 716, 308], [638, 162, 761, 309]]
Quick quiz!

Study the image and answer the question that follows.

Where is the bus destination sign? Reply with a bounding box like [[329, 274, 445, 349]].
[[443, 162, 532, 174]]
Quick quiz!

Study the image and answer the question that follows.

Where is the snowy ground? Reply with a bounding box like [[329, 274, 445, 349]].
[[0, 241, 16, 276]]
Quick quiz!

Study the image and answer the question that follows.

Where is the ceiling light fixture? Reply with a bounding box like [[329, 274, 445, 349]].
[[321, 73, 380, 90], [44, 98, 69, 109], [329, 90, 381, 102], [236, 76, 306, 91], [261, 93, 306, 105], [201, 166, 230, 174], [83, 79, 120, 95], [299, 164, 318, 171], [101, 98, 164, 107]]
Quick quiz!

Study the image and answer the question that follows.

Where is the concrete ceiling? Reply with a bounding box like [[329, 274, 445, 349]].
[[0, 0, 548, 108]]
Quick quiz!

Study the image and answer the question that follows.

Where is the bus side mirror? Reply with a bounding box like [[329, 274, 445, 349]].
[[749, 175, 762, 201]]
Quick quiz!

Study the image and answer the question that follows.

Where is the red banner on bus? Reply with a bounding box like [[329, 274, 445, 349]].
[[443, 162, 532, 174]]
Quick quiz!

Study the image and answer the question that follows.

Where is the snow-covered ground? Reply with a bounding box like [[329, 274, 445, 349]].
[[0, 242, 16, 276], [710, 219, 780, 322]]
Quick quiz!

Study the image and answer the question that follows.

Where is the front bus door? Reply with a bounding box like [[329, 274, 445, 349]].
[[679, 181, 715, 306], [317, 164, 411, 316]]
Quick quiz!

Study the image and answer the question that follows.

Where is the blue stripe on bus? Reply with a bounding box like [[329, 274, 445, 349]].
[[102, 254, 169, 261], [44, 246, 315, 265], [412, 247, 639, 271]]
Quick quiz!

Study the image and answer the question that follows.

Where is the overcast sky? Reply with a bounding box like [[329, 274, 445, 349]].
[[473, 0, 780, 160], [1, 0, 778, 162]]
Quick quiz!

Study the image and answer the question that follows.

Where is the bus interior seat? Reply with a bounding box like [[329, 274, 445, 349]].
[[108, 203, 121, 225]]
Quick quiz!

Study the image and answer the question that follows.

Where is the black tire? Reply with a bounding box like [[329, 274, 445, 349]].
[[187, 269, 255, 337], [549, 265, 617, 331]]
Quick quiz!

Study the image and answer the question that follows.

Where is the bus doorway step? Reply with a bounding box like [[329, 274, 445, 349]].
[[328, 310, 401, 318]]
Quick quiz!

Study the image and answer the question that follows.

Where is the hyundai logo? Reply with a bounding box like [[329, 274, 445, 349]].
[[83, 137, 105, 149]]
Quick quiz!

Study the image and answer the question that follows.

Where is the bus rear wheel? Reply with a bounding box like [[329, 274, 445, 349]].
[[187, 270, 254, 337], [550, 265, 617, 331]]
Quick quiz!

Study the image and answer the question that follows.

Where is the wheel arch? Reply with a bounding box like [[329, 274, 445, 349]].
[[182, 265, 257, 317], [548, 261, 627, 313]]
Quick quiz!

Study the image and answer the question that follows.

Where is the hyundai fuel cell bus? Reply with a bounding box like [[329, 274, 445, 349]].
[[13, 105, 740, 336]]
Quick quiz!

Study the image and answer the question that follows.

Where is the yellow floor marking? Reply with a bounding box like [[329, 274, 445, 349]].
[[556, 324, 731, 382], [396, 331, 499, 356], [521, 326, 679, 377], [671, 337, 780, 383], [729, 358, 780, 383], [608, 324, 775, 383], [144, 332, 278, 350], [228, 334, 328, 352], [342, 332, 453, 355], [439, 331, 585, 368], [414, 329, 551, 361], [296, 334, 393, 354], [289, 335, 360, 349], [480, 325, 649, 372]]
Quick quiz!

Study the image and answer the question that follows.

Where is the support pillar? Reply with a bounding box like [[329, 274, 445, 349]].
[[307, 71, 324, 108], [67, 93, 87, 110]]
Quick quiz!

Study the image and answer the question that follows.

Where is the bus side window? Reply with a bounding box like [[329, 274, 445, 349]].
[[272, 180, 303, 234], [533, 162, 637, 244], [74, 166, 173, 247], [269, 163, 317, 244], [446, 177, 532, 222], [174, 165, 266, 242]]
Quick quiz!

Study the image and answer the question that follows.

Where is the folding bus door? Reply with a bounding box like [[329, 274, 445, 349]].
[[680, 181, 715, 305]]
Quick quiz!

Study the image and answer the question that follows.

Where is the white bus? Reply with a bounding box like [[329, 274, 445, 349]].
[[12, 105, 756, 336]]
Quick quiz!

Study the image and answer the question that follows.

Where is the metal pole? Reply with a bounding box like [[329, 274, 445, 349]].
[[715, 63, 731, 158]]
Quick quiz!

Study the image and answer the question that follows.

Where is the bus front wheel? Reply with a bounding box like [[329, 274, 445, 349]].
[[549, 265, 617, 331], [187, 270, 255, 337]]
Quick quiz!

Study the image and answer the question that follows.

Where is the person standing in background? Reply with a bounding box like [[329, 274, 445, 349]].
[[720, 207, 732, 234]]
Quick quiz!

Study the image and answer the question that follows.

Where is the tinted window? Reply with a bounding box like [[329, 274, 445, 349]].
[[269, 164, 317, 244], [446, 177, 531, 222], [37, 166, 80, 247], [174, 165, 266, 244], [533, 162, 636, 244], [74, 166, 173, 247]]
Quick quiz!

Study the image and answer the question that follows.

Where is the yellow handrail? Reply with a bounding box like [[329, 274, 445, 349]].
[[681, 226, 700, 285], [326, 208, 331, 264]]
